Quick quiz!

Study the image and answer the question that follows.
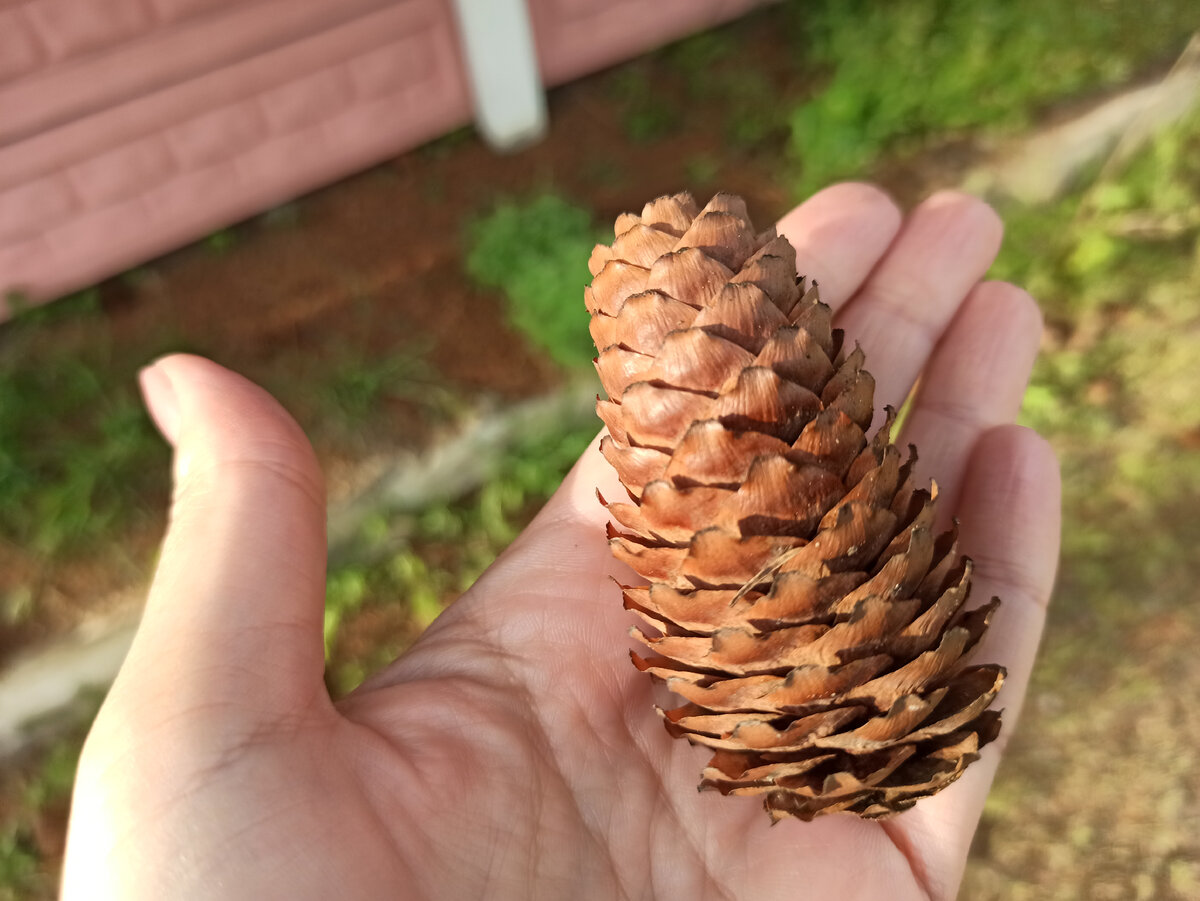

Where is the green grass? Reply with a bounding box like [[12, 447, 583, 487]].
[[0, 293, 169, 556], [784, 0, 1199, 196], [609, 67, 682, 143], [465, 193, 605, 369], [0, 828, 39, 901], [419, 125, 475, 161], [308, 344, 461, 446], [0, 735, 84, 901], [958, 103, 1199, 900], [324, 419, 597, 693], [995, 109, 1200, 637], [202, 229, 238, 254], [20, 740, 80, 812], [663, 28, 785, 151], [0, 306, 454, 560]]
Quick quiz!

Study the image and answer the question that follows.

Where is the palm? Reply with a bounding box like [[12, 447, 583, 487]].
[[64, 185, 1060, 901], [333, 472, 930, 900]]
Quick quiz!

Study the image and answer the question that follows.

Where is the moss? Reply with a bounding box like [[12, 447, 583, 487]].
[[784, 0, 1198, 196], [465, 193, 605, 369]]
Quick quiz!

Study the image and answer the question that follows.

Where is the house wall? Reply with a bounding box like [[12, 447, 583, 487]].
[[0, 0, 765, 316]]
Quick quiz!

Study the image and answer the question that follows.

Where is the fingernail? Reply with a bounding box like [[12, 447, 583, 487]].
[[138, 362, 181, 445]]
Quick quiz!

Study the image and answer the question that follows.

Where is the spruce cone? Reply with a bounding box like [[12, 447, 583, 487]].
[[587, 192, 1004, 821]]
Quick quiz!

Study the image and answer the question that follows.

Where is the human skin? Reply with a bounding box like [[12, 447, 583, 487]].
[[61, 183, 1060, 901]]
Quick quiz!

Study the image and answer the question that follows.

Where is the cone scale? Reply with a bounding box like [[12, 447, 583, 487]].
[[588, 192, 1004, 821]]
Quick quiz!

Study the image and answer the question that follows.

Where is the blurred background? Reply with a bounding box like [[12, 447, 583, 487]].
[[1, 1, 1198, 897]]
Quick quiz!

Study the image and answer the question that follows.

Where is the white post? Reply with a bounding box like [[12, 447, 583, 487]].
[[448, 0, 548, 151]]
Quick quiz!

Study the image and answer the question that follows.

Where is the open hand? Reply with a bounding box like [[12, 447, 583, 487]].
[[62, 183, 1060, 900]]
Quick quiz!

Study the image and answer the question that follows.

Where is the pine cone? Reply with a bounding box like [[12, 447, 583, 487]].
[[587, 192, 1004, 821]]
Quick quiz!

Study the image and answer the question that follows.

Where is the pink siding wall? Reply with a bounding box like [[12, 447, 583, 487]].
[[531, 0, 764, 85], [0, 0, 765, 317]]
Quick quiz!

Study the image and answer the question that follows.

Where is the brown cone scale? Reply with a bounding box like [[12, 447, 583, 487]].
[[588, 192, 1004, 821]]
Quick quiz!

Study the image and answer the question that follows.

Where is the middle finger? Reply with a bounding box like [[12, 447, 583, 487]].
[[833, 191, 1003, 424]]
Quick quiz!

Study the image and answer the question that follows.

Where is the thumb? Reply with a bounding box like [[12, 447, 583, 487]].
[[116, 354, 329, 718]]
